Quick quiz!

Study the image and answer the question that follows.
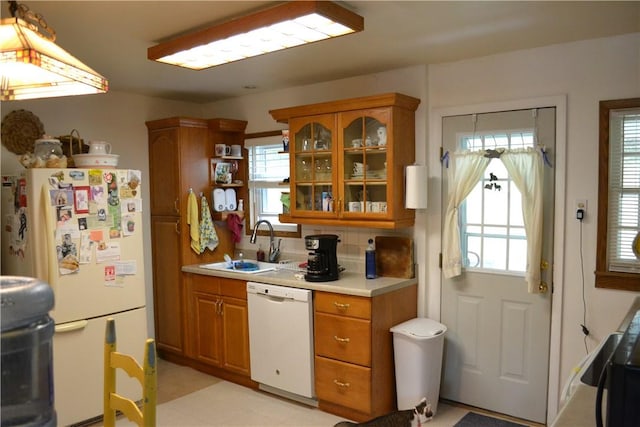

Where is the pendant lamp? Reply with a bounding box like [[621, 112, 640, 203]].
[[0, 1, 108, 101]]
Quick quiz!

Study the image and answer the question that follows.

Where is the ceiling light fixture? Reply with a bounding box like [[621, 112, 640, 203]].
[[148, 1, 364, 70], [0, 1, 108, 101]]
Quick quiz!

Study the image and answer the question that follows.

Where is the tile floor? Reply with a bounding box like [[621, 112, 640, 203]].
[[108, 358, 537, 426]]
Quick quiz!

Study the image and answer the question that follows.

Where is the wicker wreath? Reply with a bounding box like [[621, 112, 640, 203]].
[[1, 109, 45, 155]]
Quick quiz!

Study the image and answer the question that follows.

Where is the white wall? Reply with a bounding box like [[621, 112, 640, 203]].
[[427, 32, 640, 420], [1, 91, 203, 336]]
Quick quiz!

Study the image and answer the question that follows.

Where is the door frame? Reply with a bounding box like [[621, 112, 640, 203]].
[[426, 95, 567, 425]]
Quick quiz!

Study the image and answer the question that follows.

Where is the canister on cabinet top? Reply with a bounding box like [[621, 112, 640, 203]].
[[1, 276, 57, 427]]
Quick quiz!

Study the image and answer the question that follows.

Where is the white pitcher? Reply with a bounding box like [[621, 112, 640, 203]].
[[88, 141, 112, 155]]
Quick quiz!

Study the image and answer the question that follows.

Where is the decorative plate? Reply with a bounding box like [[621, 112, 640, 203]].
[[1, 109, 45, 154]]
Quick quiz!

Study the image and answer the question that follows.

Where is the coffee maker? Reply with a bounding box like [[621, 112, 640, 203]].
[[305, 234, 339, 282]]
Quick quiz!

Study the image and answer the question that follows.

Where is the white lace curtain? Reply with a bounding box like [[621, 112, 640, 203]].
[[442, 148, 544, 293]]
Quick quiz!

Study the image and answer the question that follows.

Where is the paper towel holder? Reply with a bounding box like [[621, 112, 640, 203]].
[[405, 164, 428, 209]]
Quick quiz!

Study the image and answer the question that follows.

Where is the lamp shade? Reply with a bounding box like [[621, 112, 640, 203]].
[[0, 17, 108, 101], [405, 164, 428, 209]]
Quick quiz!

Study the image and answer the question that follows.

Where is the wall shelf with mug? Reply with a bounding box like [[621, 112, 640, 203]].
[[209, 119, 248, 222]]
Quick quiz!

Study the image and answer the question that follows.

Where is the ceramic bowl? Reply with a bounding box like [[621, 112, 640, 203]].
[[72, 153, 119, 168]]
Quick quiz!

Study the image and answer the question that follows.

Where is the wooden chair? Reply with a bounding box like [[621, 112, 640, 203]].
[[104, 318, 157, 427]]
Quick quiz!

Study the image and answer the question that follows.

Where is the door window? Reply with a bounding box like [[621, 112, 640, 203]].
[[460, 131, 534, 274]]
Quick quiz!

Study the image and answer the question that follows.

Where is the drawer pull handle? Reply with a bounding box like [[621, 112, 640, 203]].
[[333, 302, 350, 310], [333, 380, 350, 388], [334, 335, 350, 343]]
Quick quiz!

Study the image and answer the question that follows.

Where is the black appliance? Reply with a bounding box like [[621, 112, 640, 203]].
[[596, 309, 640, 427], [304, 234, 339, 282]]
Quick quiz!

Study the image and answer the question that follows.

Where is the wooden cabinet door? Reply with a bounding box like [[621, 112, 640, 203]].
[[149, 129, 181, 216], [288, 114, 337, 218], [192, 291, 223, 366], [150, 216, 183, 354], [221, 296, 250, 375], [338, 108, 392, 219]]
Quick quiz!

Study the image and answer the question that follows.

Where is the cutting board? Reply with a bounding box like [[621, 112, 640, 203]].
[[375, 236, 414, 279]]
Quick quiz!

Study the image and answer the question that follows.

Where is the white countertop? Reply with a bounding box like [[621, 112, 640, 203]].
[[181, 264, 417, 297], [552, 384, 600, 427]]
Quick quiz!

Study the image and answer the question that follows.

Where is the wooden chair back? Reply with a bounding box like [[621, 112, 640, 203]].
[[103, 318, 157, 426]]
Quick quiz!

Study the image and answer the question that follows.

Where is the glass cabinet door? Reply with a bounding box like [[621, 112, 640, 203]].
[[290, 115, 335, 216], [340, 109, 389, 216]]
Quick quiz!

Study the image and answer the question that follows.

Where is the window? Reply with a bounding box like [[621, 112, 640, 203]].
[[596, 98, 640, 290], [246, 135, 300, 238], [460, 130, 534, 274]]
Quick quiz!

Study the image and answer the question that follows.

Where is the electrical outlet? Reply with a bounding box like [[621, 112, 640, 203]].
[[575, 199, 587, 220], [576, 199, 587, 214]]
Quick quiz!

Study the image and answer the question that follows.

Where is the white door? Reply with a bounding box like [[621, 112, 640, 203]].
[[440, 108, 555, 423]]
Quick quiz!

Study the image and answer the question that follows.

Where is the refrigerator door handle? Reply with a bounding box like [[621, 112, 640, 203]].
[[55, 320, 89, 333], [41, 183, 58, 291]]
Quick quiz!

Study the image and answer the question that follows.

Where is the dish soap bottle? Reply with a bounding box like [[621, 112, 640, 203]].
[[256, 245, 265, 262], [365, 238, 376, 279]]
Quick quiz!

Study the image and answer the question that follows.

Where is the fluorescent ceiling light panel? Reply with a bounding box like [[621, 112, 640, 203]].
[[148, 1, 364, 70]]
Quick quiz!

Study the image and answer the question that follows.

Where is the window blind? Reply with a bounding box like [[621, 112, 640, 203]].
[[247, 143, 294, 231], [248, 144, 289, 182], [608, 109, 640, 273]]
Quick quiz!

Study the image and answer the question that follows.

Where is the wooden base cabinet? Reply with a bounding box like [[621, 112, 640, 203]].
[[313, 286, 417, 422], [184, 274, 252, 383]]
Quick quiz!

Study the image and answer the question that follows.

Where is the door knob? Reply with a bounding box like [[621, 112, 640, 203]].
[[538, 281, 549, 293]]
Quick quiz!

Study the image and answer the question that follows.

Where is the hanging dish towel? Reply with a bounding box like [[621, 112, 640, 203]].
[[226, 213, 244, 243], [187, 191, 201, 254], [200, 195, 219, 252]]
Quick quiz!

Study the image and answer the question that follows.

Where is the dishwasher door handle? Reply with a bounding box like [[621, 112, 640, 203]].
[[257, 292, 290, 303]]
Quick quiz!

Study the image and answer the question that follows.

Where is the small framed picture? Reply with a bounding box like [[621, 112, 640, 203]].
[[57, 206, 73, 223], [73, 186, 90, 214]]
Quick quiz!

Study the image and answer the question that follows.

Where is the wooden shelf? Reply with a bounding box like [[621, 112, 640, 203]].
[[213, 183, 243, 188], [213, 210, 245, 221]]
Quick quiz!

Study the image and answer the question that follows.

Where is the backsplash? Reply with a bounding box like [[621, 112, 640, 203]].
[[236, 224, 413, 274]]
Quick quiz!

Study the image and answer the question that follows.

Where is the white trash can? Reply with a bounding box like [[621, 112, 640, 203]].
[[390, 317, 446, 414]]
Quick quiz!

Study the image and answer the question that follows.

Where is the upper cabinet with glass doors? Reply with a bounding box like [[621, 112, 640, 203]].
[[270, 93, 420, 229]]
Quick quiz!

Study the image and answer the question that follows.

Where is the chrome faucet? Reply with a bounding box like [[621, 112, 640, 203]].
[[250, 220, 280, 263]]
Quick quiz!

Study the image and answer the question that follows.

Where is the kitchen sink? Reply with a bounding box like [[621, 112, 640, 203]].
[[200, 260, 277, 274]]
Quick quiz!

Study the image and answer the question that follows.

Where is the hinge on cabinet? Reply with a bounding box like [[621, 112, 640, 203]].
[[439, 253, 442, 269], [439, 147, 444, 161]]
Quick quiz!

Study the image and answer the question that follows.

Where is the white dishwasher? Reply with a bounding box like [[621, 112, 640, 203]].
[[247, 282, 315, 400]]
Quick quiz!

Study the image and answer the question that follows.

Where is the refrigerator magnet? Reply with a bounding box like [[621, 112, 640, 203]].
[[73, 186, 90, 213], [122, 214, 135, 236]]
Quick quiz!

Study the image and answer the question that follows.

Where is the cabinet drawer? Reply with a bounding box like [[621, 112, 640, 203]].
[[315, 356, 371, 414], [189, 273, 220, 295], [219, 278, 246, 300], [315, 292, 371, 319], [315, 313, 371, 366]]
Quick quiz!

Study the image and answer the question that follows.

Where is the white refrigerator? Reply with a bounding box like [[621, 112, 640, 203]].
[[1, 168, 147, 426]]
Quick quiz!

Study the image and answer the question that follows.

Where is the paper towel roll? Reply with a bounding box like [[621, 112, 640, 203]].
[[405, 165, 428, 209]]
